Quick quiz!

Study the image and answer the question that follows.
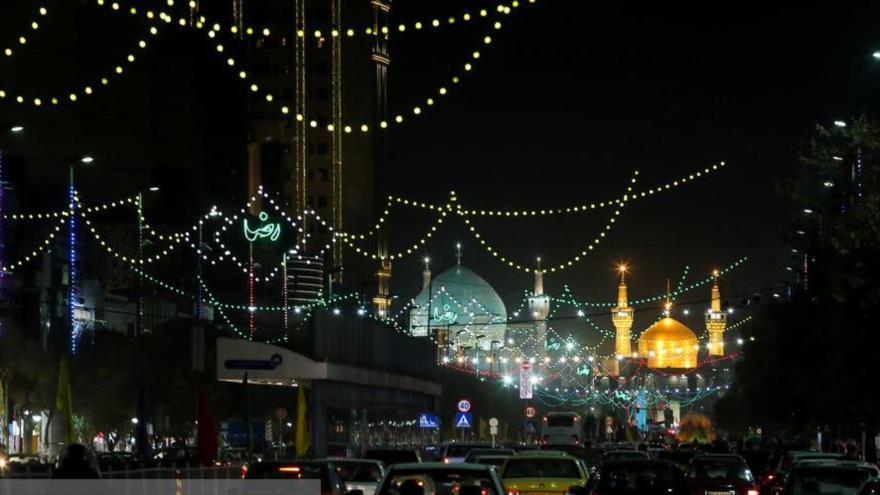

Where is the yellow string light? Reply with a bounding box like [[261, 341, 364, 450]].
[[2, 5, 48, 59], [0, 6, 159, 108], [0, 217, 67, 274]]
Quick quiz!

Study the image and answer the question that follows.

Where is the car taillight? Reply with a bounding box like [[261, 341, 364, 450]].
[[240, 465, 248, 478], [279, 466, 301, 473], [747, 490, 759, 495], [443, 458, 450, 464], [507, 490, 519, 495]]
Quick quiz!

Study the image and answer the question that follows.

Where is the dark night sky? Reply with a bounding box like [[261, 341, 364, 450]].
[[3, 1, 880, 319]]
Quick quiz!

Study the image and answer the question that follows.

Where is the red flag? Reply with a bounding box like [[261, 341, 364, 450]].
[[196, 385, 218, 466]]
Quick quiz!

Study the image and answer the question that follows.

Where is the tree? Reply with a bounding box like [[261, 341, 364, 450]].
[[717, 116, 880, 454]]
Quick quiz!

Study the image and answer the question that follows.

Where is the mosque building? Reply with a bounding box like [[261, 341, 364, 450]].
[[408, 247, 507, 357]]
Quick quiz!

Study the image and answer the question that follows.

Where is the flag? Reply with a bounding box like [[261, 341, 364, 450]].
[[134, 384, 152, 460], [55, 355, 75, 445], [196, 385, 218, 466], [295, 386, 309, 458], [242, 373, 253, 454]]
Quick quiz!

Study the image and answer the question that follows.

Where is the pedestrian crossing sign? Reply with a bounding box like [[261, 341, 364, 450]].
[[455, 412, 473, 429]]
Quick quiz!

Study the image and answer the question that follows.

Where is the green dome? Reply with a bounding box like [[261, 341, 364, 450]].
[[409, 264, 507, 350]]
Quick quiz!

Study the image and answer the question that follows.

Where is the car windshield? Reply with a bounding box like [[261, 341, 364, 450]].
[[446, 446, 483, 457], [789, 468, 871, 495], [656, 451, 695, 465], [336, 462, 383, 482], [546, 416, 576, 427], [379, 469, 500, 495], [502, 458, 581, 479], [598, 465, 679, 495], [472, 457, 507, 467], [687, 459, 753, 481], [244, 463, 331, 493], [605, 452, 646, 461], [366, 450, 419, 465], [465, 450, 514, 461]]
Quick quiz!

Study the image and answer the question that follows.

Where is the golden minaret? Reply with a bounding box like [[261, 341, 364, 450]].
[[612, 264, 634, 358], [705, 270, 727, 356]]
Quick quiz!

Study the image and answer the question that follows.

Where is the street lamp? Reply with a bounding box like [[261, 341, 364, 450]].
[[833, 120, 847, 128], [873, 51, 880, 60], [9, 126, 23, 133]]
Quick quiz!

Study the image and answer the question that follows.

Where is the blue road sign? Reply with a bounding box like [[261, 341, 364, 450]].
[[419, 413, 440, 429], [455, 412, 473, 429]]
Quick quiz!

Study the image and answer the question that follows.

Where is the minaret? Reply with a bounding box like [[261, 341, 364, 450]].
[[528, 257, 550, 360], [372, 242, 392, 318], [422, 256, 431, 290], [611, 264, 634, 358], [705, 270, 727, 356]]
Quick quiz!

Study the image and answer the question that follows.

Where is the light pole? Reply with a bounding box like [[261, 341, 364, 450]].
[[68, 156, 93, 354], [135, 187, 160, 336]]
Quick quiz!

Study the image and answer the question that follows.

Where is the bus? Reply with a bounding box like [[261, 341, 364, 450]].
[[541, 412, 582, 446]]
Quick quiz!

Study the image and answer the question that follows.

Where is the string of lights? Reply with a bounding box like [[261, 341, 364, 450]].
[[392, 162, 726, 216], [0, 10, 162, 108], [462, 173, 636, 274], [1, 5, 49, 59], [0, 216, 67, 274]]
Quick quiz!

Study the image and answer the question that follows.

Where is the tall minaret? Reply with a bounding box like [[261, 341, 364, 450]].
[[528, 257, 550, 360], [705, 270, 727, 356], [422, 256, 431, 290], [372, 243, 392, 318], [612, 264, 634, 358]]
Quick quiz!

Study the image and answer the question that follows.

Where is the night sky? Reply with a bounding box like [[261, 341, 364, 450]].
[[3, 1, 880, 324]]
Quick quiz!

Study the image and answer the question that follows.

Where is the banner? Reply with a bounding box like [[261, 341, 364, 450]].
[[519, 362, 533, 399]]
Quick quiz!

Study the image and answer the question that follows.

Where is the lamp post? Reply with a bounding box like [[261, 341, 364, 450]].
[[68, 156, 94, 354]]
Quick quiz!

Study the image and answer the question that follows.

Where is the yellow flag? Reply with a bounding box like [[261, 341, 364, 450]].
[[294, 386, 309, 458], [56, 355, 75, 445]]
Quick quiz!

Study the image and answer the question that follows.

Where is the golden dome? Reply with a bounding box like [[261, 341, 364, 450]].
[[637, 317, 699, 369]]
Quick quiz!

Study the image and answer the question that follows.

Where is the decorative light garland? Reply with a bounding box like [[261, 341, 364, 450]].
[[1, 5, 48, 59], [0, 10, 162, 108], [0, 216, 67, 274]]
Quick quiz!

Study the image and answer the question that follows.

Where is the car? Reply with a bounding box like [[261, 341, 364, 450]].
[[440, 443, 493, 464], [791, 459, 880, 477], [463, 449, 516, 464], [685, 454, 759, 495], [242, 460, 354, 495], [501, 453, 589, 495], [763, 451, 845, 494], [375, 462, 506, 495], [329, 459, 386, 495], [591, 459, 689, 495], [602, 451, 649, 463], [655, 450, 698, 472], [518, 450, 570, 456], [363, 448, 423, 466], [783, 463, 879, 495], [860, 479, 880, 494], [470, 455, 512, 469]]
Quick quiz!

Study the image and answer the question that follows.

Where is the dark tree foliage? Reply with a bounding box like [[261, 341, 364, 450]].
[[717, 116, 880, 444]]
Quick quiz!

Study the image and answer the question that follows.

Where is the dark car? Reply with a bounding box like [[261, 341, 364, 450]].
[[440, 443, 493, 464], [363, 448, 422, 466], [685, 454, 759, 495], [783, 464, 877, 495], [655, 450, 698, 471], [592, 459, 689, 495], [463, 449, 516, 464], [602, 451, 649, 463], [469, 455, 510, 468]]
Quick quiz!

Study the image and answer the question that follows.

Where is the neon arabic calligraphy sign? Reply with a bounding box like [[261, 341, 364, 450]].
[[431, 304, 458, 325], [243, 212, 281, 242]]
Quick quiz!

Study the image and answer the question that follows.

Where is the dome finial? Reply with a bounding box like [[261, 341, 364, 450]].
[[664, 278, 672, 315], [455, 242, 462, 265]]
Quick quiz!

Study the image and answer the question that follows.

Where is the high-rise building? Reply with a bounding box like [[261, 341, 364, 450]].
[[235, 0, 389, 287]]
